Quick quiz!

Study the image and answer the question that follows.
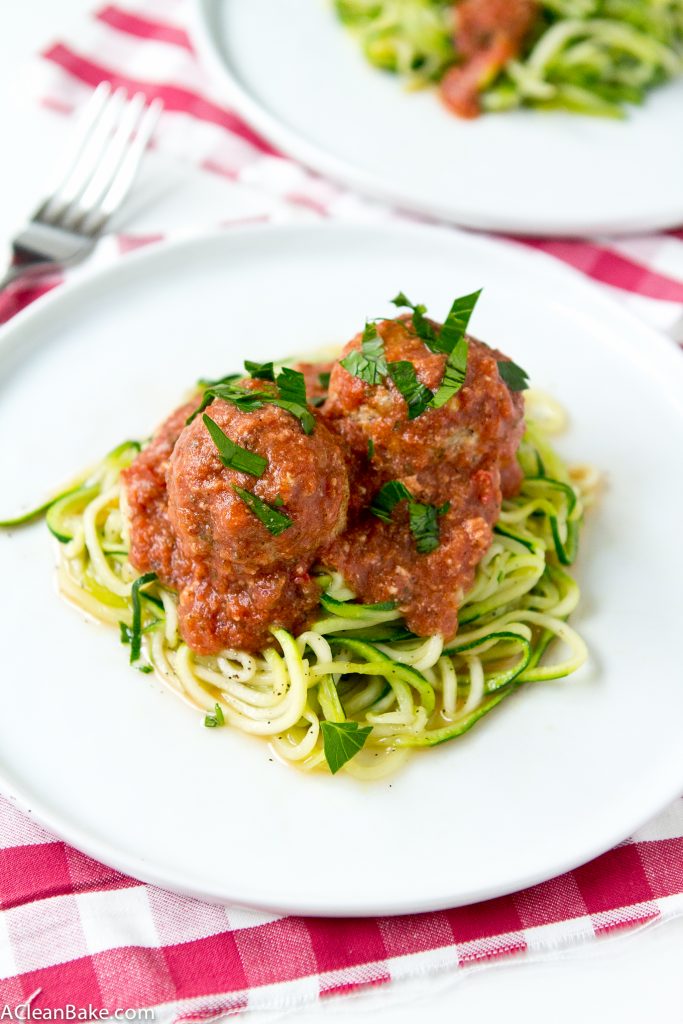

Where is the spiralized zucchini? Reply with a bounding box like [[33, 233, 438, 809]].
[[335, 0, 683, 116], [336, 0, 457, 82], [51, 391, 595, 779]]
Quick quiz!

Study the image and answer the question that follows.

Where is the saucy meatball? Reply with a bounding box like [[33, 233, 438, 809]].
[[320, 315, 524, 639], [123, 384, 349, 654], [322, 316, 524, 503]]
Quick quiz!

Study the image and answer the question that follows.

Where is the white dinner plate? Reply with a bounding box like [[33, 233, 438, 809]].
[[0, 223, 682, 916], [190, 0, 683, 236]]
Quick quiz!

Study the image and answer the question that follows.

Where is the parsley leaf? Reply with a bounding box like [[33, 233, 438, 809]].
[[371, 483, 448, 554], [340, 322, 388, 385], [429, 290, 482, 408], [244, 360, 275, 382], [387, 361, 434, 419], [204, 703, 225, 728], [272, 367, 316, 435], [367, 438, 375, 459], [232, 485, 293, 536], [276, 366, 307, 406], [197, 372, 241, 388], [185, 382, 267, 424], [497, 359, 529, 391], [320, 720, 373, 774], [438, 289, 482, 353], [318, 371, 331, 390], [369, 481, 412, 523], [408, 501, 448, 554], [390, 292, 438, 348], [203, 415, 268, 477], [187, 377, 315, 435], [430, 335, 469, 409]]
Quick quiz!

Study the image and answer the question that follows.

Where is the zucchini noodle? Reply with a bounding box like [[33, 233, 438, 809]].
[[335, 0, 683, 117], [51, 392, 596, 778]]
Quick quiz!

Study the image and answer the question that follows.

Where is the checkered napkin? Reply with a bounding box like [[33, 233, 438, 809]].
[[1, 1, 682, 1018]]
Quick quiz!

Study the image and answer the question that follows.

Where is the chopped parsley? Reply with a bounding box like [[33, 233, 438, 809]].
[[204, 703, 225, 728], [497, 359, 529, 392], [340, 322, 388, 385], [408, 501, 450, 554], [244, 360, 275, 382], [390, 292, 438, 348], [122, 572, 158, 664], [438, 289, 482, 354], [371, 482, 449, 554], [430, 334, 469, 409], [391, 289, 483, 407], [187, 374, 315, 435], [203, 415, 268, 477], [318, 371, 331, 390], [320, 720, 373, 774], [196, 372, 241, 388], [276, 366, 307, 406], [369, 480, 413, 523], [429, 290, 482, 408], [387, 361, 433, 419], [367, 438, 375, 459], [232, 485, 293, 536]]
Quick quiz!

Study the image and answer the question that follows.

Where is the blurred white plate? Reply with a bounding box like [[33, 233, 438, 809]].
[[191, 0, 683, 235], [0, 223, 682, 915]]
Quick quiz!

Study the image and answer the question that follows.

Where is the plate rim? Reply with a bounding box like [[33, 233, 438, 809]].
[[189, 0, 683, 238], [1, 220, 682, 916]]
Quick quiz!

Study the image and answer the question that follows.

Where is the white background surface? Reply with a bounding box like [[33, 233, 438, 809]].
[[0, 3, 681, 1022]]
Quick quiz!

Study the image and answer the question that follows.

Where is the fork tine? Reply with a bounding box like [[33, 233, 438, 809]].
[[34, 82, 112, 221], [62, 91, 147, 232], [41, 86, 128, 225], [83, 97, 163, 237]]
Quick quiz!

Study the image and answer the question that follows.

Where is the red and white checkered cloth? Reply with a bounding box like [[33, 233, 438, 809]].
[[1, 1, 682, 1018]]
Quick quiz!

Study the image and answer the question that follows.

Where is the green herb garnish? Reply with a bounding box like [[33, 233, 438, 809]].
[[497, 359, 529, 392], [320, 720, 373, 774], [244, 360, 275, 382], [187, 376, 315, 436], [232, 485, 293, 536], [429, 290, 481, 408], [318, 371, 331, 390], [390, 291, 439, 349], [196, 372, 241, 388], [387, 361, 434, 419], [408, 501, 449, 555], [369, 480, 413, 523], [371, 482, 448, 554], [367, 438, 375, 459], [203, 415, 268, 477], [125, 572, 158, 664], [340, 322, 388, 385], [204, 703, 225, 728], [276, 366, 307, 405]]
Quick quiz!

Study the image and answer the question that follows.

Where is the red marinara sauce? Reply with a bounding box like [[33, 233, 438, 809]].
[[440, 0, 539, 118]]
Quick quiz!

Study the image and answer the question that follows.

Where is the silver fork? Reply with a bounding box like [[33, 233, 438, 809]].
[[0, 82, 163, 292]]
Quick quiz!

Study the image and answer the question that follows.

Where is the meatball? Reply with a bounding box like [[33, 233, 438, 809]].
[[320, 315, 524, 640], [123, 384, 349, 654], [322, 316, 524, 504], [168, 393, 348, 574], [121, 399, 196, 580]]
